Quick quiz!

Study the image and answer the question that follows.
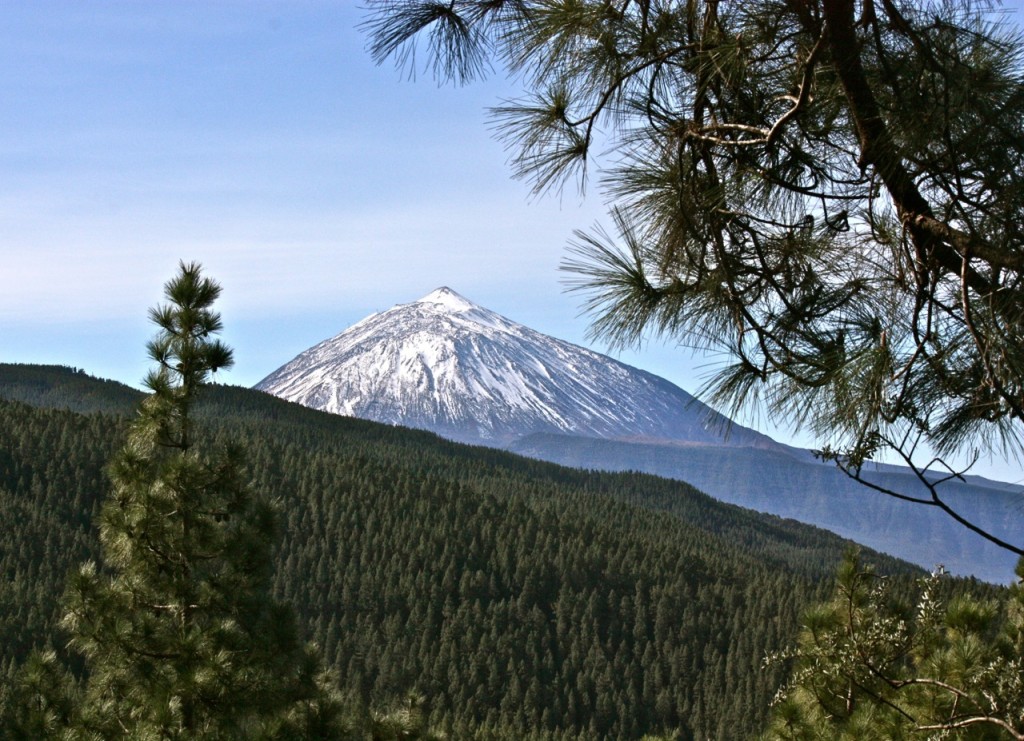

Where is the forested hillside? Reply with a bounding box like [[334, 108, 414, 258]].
[[510, 433, 1023, 583], [1, 365, 985, 740], [0, 363, 142, 414]]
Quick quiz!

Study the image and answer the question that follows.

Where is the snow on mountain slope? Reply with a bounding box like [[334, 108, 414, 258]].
[[255, 287, 782, 449]]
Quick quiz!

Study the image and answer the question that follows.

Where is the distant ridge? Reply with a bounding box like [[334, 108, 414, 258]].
[[0, 363, 143, 414], [510, 432, 1023, 583]]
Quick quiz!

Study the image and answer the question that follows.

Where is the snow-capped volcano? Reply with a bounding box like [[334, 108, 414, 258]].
[[255, 287, 777, 448]]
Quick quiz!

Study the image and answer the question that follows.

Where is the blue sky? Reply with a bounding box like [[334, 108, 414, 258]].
[[0, 3, 602, 380], [2, 1, 1022, 482]]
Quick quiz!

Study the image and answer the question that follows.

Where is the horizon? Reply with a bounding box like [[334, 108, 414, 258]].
[[2, 1, 1023, 485]]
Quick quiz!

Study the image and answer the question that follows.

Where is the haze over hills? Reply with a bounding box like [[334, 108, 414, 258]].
[[257, 289, 1024, 583]]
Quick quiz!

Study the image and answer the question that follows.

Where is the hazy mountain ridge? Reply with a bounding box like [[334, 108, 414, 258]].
[[511, 433, 1022, 583], [0, 363, 143, 414]]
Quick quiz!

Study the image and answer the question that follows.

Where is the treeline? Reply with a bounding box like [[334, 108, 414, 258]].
[[0, 363, 142, 414], [0, 367, 992, 739]]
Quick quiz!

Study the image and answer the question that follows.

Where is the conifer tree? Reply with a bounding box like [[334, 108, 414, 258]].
[[50, 262, 343, 739], [1, 650, 77, 741], [765, 553, 1024, 740]]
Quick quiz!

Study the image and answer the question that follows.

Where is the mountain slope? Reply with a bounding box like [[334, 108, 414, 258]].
[[0, 365, 938, 740], [252, 291, 1023, 583], [0, 363, 142, 414], [511, 433, 1023, 583], [256, 287, 782, 449]]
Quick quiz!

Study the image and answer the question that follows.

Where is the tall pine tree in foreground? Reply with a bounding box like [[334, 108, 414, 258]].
[[8, 262, 344, 739]]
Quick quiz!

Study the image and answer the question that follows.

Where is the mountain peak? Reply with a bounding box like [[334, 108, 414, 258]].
[[255, 289, 780, 450], [416, 287, 477, 313]]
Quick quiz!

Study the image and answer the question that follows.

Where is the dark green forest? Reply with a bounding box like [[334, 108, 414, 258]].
[[0, 364, 994, 740]]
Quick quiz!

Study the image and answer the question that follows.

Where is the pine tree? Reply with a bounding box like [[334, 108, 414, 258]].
[[49, 262, 344, 739], [1, 650, 77, 741], [764, 552, 1024, 740]]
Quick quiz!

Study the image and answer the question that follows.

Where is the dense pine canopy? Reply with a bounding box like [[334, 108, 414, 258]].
[[1, 363, 991, 740]]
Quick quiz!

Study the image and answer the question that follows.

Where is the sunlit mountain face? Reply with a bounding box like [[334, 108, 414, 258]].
[[255, 287, 779, 450]]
